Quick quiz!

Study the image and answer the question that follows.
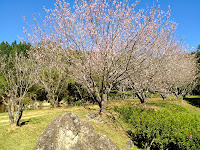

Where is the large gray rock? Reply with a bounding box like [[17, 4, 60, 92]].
[[35, 112, 120, 150]]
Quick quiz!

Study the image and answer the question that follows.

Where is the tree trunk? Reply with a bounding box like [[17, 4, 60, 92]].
[[7, 105, 15, 124], [52, 95, 58, 108], [6, 100, 15, 124], [99, 93, 107, 114], [160, 94, 166, 100], [136, 92, 146, 104], [174, 91, 179, 99], [53, 100, 58, 108], [16, 104, 25, 126]]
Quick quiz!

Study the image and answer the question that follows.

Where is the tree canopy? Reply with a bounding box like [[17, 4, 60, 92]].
[[23, 0, 198, 112]]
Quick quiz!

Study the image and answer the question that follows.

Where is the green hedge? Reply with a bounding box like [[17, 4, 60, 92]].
[[114, 105, 200, 150]]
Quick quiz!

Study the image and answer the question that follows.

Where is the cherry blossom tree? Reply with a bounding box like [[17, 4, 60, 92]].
[[30, 42, 68, 107], [23, 0, 196, 111], [129, 47, 197, 103], [122, 6, 182, 103], [0, 52, 37, 126], [161, 52, 198, 99]]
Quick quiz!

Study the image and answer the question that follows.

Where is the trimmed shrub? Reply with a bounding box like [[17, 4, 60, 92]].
[[114, 105, 200, 150]]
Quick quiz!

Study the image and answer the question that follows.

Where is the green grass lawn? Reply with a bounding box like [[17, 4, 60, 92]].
[[0, 97, 200, 150], [0, 101, 139, 150]]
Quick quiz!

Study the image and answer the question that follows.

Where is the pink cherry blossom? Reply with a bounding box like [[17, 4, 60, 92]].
[[23, 0, 198, 110]]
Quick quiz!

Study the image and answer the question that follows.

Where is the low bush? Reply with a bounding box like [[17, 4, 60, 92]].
[[62, 95, 74, 104], [73, 100, 85, 106], [114, 105, 200, 150]]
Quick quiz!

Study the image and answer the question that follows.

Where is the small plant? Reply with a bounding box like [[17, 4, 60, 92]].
[[62, 95, 74, 104], [73, 100, 84, 106]]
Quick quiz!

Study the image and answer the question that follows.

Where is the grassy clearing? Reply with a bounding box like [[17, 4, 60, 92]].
[[0, 102, 139, 150], [0, 98, 200, 150]]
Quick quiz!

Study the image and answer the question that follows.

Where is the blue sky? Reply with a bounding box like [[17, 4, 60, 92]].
[[0, 0, 199, 50]]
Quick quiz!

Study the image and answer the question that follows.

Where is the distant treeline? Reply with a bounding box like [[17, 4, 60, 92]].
[[0, 40, 31, 57], [192, 45, 200, 95]]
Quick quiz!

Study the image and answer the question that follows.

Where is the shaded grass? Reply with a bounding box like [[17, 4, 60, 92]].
[[184, 97, 200, 108]]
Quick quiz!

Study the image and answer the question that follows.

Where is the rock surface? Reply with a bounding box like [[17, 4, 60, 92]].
[[86, 112, 104, 123], [35, 112, 120, 150]]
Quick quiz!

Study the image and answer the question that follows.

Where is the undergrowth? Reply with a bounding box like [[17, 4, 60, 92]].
[[114, 103, 200, 150]]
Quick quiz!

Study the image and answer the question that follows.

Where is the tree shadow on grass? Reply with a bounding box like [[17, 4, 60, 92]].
[[20, 121, 29, 127], [183, 97, 200, 108]]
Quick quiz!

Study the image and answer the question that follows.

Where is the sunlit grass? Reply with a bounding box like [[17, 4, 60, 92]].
[[0, 103, 138, 150]]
